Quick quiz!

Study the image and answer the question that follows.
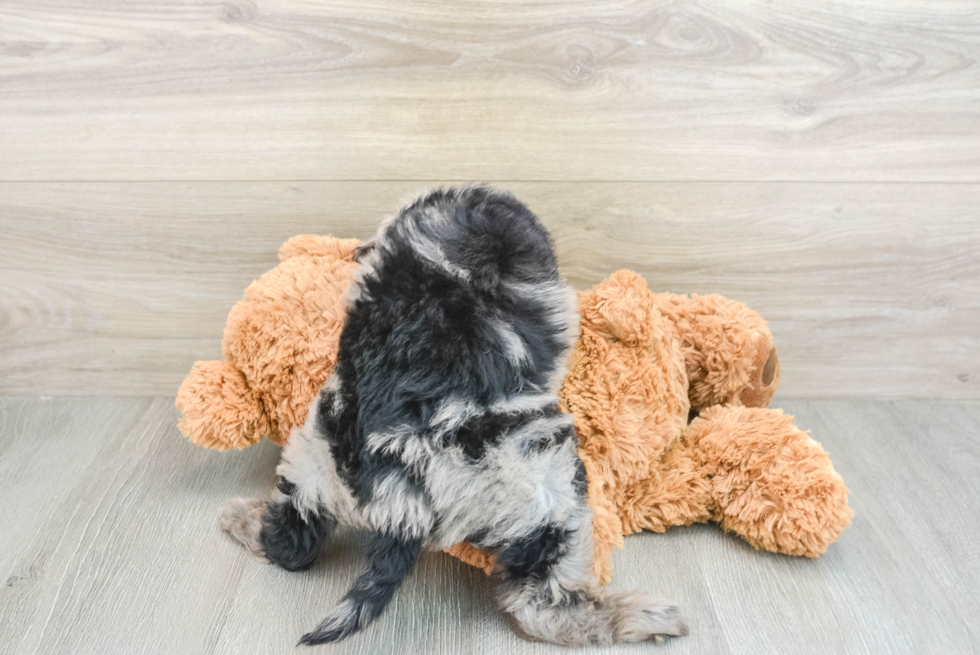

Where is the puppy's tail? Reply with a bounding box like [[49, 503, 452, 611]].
[[298, 532, 423, 646]]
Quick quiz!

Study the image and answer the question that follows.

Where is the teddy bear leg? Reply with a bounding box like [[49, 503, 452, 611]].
[[686, 405, 852, 557], [615, 441, 714, 536]]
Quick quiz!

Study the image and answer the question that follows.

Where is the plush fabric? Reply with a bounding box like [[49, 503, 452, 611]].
[[177, 235, 851, 583], [178, 235, 359, 449]]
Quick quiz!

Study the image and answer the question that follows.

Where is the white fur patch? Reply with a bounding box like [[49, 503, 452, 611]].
[[399, 213, 472, 281], [430, 397, 480, 432], [424, 433, 582, 548], [345, 245, 382, 306], [364, 424, 417, 456], [491, 318, 530, 367], [363, 471, 435, 539], [508, 413, 574, 451], [277, 396, 360, 526], [491, 392, 560, 415]]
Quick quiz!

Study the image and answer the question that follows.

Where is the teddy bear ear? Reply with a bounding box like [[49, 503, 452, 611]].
[[579, 270, 661, 345], [278, 235, 362, 262], [175, 359, 271, 450]]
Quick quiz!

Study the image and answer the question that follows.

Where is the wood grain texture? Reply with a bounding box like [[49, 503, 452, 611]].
[[1, 181, 978, 398], [1, 0, 978, 181], [1, 398, 978, 654]]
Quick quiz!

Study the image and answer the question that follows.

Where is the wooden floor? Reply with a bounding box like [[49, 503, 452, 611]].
[[1, 397, 977, 655]]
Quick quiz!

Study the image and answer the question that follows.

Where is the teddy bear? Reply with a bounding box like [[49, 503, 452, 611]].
[[177, 235, 852, 583]]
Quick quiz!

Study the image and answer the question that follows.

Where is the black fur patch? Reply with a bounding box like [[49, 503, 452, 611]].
[[260, 499, 337, 572], [355, 457, 427, 512], [454, 403, 562, 460], [572, 457, 588, 496], [497, 524, 572, 584], [316, 383, 362, 493]]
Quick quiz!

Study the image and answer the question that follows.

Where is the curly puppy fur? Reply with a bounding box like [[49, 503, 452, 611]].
[[220, 185, 688, 647]]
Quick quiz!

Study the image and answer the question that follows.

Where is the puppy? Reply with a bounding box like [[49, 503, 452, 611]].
[[220, 185, 688, 647]]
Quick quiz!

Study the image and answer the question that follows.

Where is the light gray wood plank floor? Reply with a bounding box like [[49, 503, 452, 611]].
[[1, 397, 978, 654]]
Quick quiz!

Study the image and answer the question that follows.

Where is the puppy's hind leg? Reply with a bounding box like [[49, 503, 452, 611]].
[[221, 387, 346, 570], [220, 478, 338, 571], [219, 496, 267, 559], [494, 503, 688, 646]]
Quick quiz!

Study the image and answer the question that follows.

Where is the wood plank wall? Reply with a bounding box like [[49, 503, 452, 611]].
[[1, 1, 978, 398]]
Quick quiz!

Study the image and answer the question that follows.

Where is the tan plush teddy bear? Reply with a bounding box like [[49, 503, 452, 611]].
[[177, 235, 852, 583], [177, 235, 360, 451]]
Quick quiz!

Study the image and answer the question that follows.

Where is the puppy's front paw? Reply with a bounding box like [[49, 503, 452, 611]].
[[220, 497, 267, 559], [608, 590, 689, 642]]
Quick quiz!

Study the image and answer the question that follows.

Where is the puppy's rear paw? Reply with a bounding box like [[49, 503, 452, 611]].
[[609, 591, 688, 642], [220, 497, 267, 559]]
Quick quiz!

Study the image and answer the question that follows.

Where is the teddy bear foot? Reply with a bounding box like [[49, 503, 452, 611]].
[[220, 496, 268, 560], [685, 405, 853, 557]]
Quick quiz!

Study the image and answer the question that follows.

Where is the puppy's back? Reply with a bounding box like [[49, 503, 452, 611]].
[[341, 186, 576, 421]]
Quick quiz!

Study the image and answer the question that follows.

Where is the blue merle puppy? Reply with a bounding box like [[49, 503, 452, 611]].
[[220, 185, 688, 647]]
